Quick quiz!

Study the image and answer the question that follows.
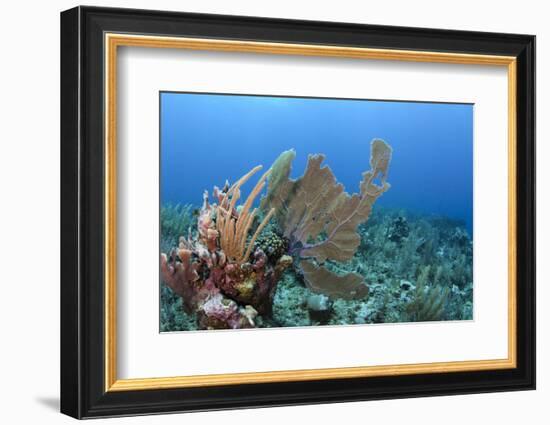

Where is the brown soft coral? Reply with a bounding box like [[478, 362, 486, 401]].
[[262, 139, 392, 300], [216, 165, 275, 264]]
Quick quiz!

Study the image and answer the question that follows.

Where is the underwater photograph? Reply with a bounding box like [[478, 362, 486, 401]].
[[159, 92, 473, 332]]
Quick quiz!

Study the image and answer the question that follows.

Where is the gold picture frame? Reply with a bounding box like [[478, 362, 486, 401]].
[[104, 33, 518, 392], [62, 8, 534, 417]]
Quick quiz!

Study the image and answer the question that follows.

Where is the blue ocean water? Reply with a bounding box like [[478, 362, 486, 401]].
[[160, 92, 473, 233]]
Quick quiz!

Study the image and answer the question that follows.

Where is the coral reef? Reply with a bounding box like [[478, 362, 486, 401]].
[[160, 166, 292, 329], [160, 140, 474, 331], [161, 207, 473, 330]]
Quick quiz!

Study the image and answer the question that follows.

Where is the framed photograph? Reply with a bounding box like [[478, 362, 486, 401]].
[[60, 6, 535, 419]]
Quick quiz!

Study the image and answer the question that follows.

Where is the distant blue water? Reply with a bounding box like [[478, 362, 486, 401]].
[[161, 92, 473, 234]]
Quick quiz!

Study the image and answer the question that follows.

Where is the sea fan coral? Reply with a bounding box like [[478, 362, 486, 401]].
[[261, 139, 392, 300]]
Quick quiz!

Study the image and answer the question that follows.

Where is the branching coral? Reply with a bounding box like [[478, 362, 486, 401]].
[[160, 248, 206, 314], [261, 139, 392, 300]]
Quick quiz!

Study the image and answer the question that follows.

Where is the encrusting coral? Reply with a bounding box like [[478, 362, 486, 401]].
[[161, 139, 392, 329]]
